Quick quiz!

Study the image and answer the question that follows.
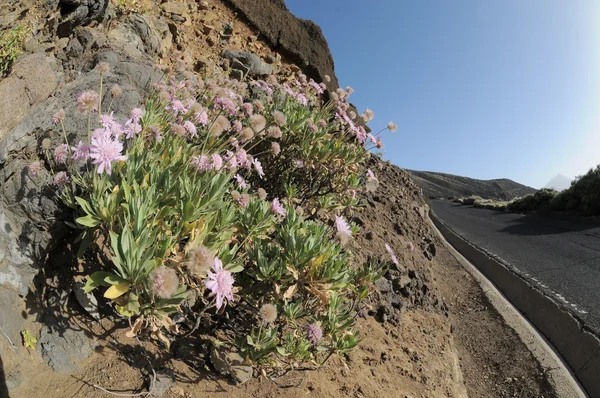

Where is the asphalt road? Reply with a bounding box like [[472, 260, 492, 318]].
[[431, 200, 600, 334]]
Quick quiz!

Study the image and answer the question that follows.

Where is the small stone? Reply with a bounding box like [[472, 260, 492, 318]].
[[73, 280, 100, 320], [211, 346, 253, 385], [265, 55, 277, 64], [6, 369, 23, 391], [152, 371, 175, 397], [162, 2, 187, 15], [374, 278, 392, 293], [221, 49, 273, 77]]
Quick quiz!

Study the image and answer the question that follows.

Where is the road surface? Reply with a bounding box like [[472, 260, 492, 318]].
[[431, 200, 600, 334]]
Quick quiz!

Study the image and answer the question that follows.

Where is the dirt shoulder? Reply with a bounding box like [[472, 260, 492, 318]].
[[432, 239, 557, 397]]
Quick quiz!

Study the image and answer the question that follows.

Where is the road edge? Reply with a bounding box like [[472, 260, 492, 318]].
[[428, 210, 590, 398]]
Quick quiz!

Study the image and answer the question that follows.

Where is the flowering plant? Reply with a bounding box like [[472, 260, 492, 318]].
[[40, 60, 397, 371]]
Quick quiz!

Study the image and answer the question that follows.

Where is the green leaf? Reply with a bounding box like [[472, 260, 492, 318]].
[[77, 230, 93, 258], [76, 215, 101, 228], [75, 196, 95, 215], [225, 264, 244, 273], [183, 200, 194, 222], [22, 330, 37, 349], [127, 292, 140, 314], [84, 271, 114, 293], [104, 274, 127, 285]]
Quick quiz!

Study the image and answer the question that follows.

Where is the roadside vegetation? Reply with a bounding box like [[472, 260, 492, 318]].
[[0, 24, 28, 76], [453, 165, 600, 216], [37, 61, 400, 375]]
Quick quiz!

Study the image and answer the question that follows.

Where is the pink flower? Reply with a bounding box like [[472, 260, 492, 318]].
[[170, 99, 187, 115], [212, 154, 223, 170], [253, 158, 264, 178], [124, 119, 141, 139], [130, 108, 143, 122], [318, 119, 327, 128], [52, 109, 65, 125], [194, 111, 209, 125], [254, 100, 265, 113], [242, 102, 253, 116], [53, 144, 69, 164], [53, 171, 69, 187], [335, 215, 352, 245], [148, 266, 179, 299], [385, 243, 399, 266], [271, 198, 286, 217], [249, 114, 266, 133], [232, 120, 243, 133], [71, 141, 90, 161], [89, 132, 127, 175], [234, 174, 247, 189], [367, 169, 377, 181], [406, 240, 415, 253], [293, 159, 304, 169], [191, 155, 212, 172], [205, 257, 234, 309], [306, 120, 318, 132], [100, 113, 123, 137], [306, 323, 323, 344], [387, 122, 398, 132], [77, 90, 99, 113], [184, 120, 197, 138]]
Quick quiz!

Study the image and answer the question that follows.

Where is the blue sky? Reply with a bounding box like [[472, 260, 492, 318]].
[[285, 0, 600, 188]]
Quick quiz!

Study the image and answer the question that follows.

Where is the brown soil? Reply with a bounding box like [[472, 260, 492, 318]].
[[432, 239, 557, 397]]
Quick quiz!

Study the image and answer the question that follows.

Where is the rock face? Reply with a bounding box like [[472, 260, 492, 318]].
[[37, 325, 96, 373], [0, 1, 161, 347], [221, 49, 273, 76], [225, 0, 339, 89]]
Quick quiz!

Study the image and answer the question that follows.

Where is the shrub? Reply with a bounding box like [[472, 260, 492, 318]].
[[462, 195, 483, 205], [0, 25, 27, 77], [507, 188, 558, 212], [37, 63, 396, 371]]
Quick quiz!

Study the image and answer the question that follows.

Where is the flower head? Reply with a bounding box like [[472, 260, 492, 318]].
[[98, 62, 110, 73], [385, 243, 399, 266], [89, 131, 127, 175], [111, 85, 122, 97], [71, 141, 90, 161], [272, 110, 286, 126], [335, 215, 352, 245], [191, 154, 211, 172], [242, 102, 253, 116], [366, 169, 377, 181], [53, 171, 69, 187], [28, 161, 42, 176], [53, 144, 69, 164], [234, 174, 247, 189], [324, 75, 331, 83], [362, 108, 374, 123], [77, 90, 99, 113], [267, 126, 282, 139], [306, 323, 323, 344], [205, 257, 235, 309], [387, 122, 398, 132], [148, 266, 179, 299], [257, 188, 267, 201], [271, 142, 281, 156], [184, 120, 197, 138], [210, 115, 231, 136], [212, 154, 223, 171], [249, 114, 266, 133], [52, 109, 65, 125], [271, 198, 286, 217], [253, 158, 264, 178], [259, 303, 278, 324], [241, 127, 254, 140], [187, 245, 213, 277]]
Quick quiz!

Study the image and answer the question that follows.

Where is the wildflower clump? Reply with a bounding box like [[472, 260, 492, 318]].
[[44, 61, 397, 374]]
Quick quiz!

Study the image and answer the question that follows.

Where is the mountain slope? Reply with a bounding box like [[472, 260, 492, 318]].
[[544, 174, 572, 191], [407, 170, 537, 201]]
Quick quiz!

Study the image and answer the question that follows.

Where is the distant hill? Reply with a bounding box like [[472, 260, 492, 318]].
[[406, 170, 537, 201], [544, 174, 572, 191]]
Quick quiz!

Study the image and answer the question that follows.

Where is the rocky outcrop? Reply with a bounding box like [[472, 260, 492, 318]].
[[225, 0, 339, 90], [0, 1, 164, 346]]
